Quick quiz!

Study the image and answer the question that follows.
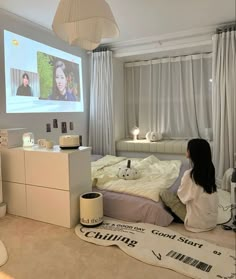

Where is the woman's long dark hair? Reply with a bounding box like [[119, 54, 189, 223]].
[[187, 138, 217, 194]]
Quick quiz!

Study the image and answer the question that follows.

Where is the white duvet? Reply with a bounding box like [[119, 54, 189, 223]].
[[92, 155, 181, 202]]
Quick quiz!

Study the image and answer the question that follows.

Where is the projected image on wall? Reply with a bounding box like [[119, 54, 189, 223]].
[[37, 52, 81, 102], [11, 69, 39, 97], [4, 30, 84, 113]]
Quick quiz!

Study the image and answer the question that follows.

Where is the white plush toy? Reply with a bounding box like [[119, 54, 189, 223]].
[[145, 131, 152, 141], [146, 131, 162, 142], [117, 160, 139, 180]]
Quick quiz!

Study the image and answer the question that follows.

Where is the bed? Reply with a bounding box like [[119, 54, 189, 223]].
[[92, 155, 190, 226]]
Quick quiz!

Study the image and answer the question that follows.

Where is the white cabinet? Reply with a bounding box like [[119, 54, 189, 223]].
[[26, 185, 71, 227], [2, 181, 27, 217], [0, 145, 92, 228], [1, 148, 25, 183]]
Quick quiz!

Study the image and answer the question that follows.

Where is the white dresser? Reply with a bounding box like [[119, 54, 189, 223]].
[[0, 145, 92, 228]]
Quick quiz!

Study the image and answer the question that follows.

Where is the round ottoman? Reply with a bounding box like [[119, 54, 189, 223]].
[[80, 192, 103, 227]]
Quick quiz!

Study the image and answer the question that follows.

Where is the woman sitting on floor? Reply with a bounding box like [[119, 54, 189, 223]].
[[160, 138, 218, 232]]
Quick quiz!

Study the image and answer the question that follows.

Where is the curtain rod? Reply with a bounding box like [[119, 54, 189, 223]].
[[87, 47, 110, 54], [216, 23, 236, 34], [124, 52, 212, 67], [93, 47, 109, 53]]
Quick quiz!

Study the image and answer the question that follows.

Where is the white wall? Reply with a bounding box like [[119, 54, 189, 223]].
[[0, 10, 90, 145], [113, 57, 125, 140]]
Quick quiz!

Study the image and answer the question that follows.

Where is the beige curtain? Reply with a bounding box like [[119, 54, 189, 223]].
[[124, 54, 212, 139], [89, 50, 115, 155], [212, 29, 236, 184]]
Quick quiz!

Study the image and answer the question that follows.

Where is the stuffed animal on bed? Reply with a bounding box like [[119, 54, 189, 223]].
[[117, 160, 139, 180]]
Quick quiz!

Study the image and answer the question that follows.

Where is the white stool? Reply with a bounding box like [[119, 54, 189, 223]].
[[80, 192, 103, 227], [221, 168, 234, 191], [231, 169, 236, 220], [222, 168, 236, 231]]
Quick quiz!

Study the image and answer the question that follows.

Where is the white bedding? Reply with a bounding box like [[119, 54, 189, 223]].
[[92, 155, 181, 202]]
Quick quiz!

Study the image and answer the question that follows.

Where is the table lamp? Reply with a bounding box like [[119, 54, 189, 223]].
[[131, 127, 140, 141]]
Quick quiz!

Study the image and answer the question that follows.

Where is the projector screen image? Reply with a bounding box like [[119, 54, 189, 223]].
[[4, 30, 84, 113]]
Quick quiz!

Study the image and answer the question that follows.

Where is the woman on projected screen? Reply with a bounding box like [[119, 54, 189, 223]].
[[48, 60, 76, 101], [16, 73, 33, 96]]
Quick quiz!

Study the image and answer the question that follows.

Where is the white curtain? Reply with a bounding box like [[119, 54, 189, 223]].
[[124, 54, 212, 139], [89, 50, 115, 155], [212, 30, 236, 182]]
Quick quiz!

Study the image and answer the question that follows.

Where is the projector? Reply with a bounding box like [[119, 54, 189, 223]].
[[59, 135, 80, 149]]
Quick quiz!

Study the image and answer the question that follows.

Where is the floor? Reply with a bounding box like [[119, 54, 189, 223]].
[[0, 214, 235, 279]]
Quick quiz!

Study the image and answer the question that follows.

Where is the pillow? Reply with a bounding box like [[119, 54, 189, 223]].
[[146, 131, 163, 142]]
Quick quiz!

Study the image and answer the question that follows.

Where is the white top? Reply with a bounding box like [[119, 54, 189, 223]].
[[177, 169, 218, 232]]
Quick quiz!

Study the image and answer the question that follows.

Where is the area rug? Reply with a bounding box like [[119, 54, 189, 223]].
[[75, 218, 236, 279], [0, 240, 8, 266]]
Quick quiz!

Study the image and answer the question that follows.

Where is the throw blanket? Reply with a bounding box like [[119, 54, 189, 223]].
[[92, 155, 181, 202]]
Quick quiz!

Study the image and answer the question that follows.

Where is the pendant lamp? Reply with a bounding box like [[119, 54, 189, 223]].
[[52, 0, 119, 50]]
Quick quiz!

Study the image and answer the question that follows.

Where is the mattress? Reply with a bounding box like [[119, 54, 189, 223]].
[[93, 160, 190, 226], [92, 155, 182, 202]]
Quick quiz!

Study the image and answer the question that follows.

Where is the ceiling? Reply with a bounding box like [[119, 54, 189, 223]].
[[0, 0, 235, 61]]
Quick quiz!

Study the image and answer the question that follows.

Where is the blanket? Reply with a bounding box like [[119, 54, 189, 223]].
[[92, 155, 181, 202]]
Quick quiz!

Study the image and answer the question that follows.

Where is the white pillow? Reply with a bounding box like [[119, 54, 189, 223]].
[[146, 131, 162, 142], [145, 131, 152, 141]]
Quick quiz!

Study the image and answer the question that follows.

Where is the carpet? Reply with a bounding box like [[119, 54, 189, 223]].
[[0, 240, 8, 266], [75, 218, 236, 279]]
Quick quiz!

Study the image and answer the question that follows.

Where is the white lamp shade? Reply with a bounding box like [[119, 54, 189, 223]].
[[131, 126, 140, 140], [52, 0, 119, 50], [131, 127, 140, 136]]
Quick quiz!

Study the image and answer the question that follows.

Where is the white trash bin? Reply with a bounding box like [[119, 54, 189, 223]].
[[80, 192, 103, 227]]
